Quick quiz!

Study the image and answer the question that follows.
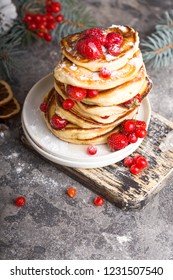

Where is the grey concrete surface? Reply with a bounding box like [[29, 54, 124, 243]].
[[0, 0, 173, 260]]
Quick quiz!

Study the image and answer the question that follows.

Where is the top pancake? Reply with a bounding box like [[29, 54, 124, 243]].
[[60, 25, 139, 71]]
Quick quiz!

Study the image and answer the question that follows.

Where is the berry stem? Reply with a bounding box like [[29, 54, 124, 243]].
[[63, 20, 86, 28]]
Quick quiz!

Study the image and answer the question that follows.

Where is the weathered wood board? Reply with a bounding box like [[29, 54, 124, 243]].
[[21, 111, 173, 210]]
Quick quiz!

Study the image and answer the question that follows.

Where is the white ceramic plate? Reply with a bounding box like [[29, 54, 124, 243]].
[[22, 73, 151, 168]]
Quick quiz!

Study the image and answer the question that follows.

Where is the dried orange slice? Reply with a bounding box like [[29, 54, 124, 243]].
[[0, 80, 13, 106], [0, 96, 20, 119]]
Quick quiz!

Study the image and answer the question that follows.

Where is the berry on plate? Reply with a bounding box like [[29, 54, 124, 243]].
[[87, 145, 97, 155], [40, 101, 48, 112], [76, 35, 103, 60], [107, 133, 128, 151]]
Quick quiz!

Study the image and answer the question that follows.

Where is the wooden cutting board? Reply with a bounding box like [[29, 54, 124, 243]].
[[21, 111, 173, 210]]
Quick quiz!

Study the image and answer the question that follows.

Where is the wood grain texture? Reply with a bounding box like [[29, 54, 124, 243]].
[[21, 111, 173, 210]]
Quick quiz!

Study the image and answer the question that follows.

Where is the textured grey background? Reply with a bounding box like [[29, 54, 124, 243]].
[[0, 0, 173, 260]]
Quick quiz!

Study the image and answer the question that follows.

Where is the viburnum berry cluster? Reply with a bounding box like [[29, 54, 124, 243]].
[[76, 28, 123, 60], [107, 119, 147, 151], [23, 0, 64, 42], [123, 154, 148, 175]]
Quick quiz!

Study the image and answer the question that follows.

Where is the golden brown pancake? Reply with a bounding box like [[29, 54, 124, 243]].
[[60, 25, 139, 71]]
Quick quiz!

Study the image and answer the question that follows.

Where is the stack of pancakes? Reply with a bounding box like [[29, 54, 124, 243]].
[[43, 25, 152, 144]]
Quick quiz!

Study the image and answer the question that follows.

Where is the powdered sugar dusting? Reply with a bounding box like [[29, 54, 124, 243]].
[[109, 24, 127, 32], [105, 53, 116, 61], [69, 64, 77, 71]]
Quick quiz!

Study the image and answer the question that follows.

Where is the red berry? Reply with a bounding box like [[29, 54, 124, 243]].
[[133, 154, 141, 163], [36, 22, 47, 30], [135, 128, 147, 138], [135, 120, 147, 130], [136, 156, 148, 169], [107, 133, 128, 151], [87, 145, 97, 155], [128, 133, 138, 144], [62, 98, 74, 110], [28, 22, 37, 31], [51, 2, 61, 13], [83, 28, 106, 45], [46, 5, 52, 13], [67, 85, 87, 101], [130, 164, 141, 175], [123, 120, 136, 133], [40, 101, 48, 112], [46, 13, 55, 21], [50, 115, 68, 129], [23, 14, 33, 24], [37, 31, 44, 38], [46, 0, 52, 5], [101, 115, 109, 119], [44, 32, 52, 42], [87, 89, 99, 98], [67, 187, 77, 198], [123, 94, 142, 108], [55, 14, 64, 23], [46, 20, 56, 30], [107, 44, 121, 56], [123, 156, 134, 167], [76, 35, 103, 60], [94, 196, 104, 206], [99, 67, 111, 79], [33, 14, 42, 23], [105, 32, 123, 48], [15, 196, 26, 207]]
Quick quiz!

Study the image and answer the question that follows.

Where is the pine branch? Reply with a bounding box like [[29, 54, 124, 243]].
[[141, 9, 173, 69]]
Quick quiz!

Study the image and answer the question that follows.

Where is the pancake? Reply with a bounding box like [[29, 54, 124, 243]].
[[60, 25, 139, 71], [54, 50, 143, 90], [44, 89, 139, 144], [54, 65, 149, 107]]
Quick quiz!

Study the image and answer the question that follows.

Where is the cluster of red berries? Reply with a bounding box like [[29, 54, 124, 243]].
[[76, 28, 123, 60], [107, 119, 147, 151], [67, 187, 104, 206], [123, 154, 148, 175], [23, 0, 64, 42]]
